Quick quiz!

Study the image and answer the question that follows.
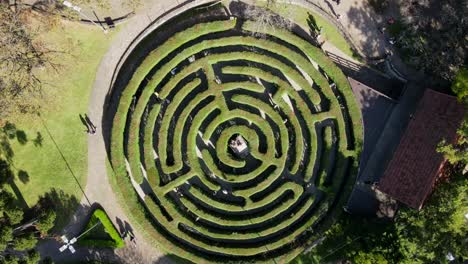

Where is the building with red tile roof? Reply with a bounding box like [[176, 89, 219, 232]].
[[377, 89, 465, 209]]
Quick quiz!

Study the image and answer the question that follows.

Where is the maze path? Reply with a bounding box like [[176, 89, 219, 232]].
[[110, 17, 361, 262]]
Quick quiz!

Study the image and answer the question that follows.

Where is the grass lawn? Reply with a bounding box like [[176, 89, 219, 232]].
[[255, 1, 357, 59], [5, 21, 117, 212]]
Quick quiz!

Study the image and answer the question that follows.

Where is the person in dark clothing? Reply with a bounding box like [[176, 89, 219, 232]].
[[79, 114, 91, 133], [84, 114, 97, 134]]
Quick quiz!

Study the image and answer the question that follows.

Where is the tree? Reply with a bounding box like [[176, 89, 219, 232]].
[[0, 189, 38, 257], [13, 233, 37, 251], [0, 3, 59, 120], [296, 216, 401, 263], [0, 254, 20, 264], [353, 251, 388, 264], [30, 0, 110, 19], [35, 210, 56, 237], [437, 67, 468, 164], [4, 206, 24, 226], [0, 225, 13, 252], [396, 0, 467, 83], [296, 166, 466, 263], [395, 172, 467, 263], [0, 191, 23, 225], [22, 250, 41, 264], [451, 67, 468, 104], [0, 249, 40, 264], [236, 1, 293, 37]]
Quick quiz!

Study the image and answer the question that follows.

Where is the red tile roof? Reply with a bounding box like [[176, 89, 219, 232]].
[[378, 89, 465, 209]]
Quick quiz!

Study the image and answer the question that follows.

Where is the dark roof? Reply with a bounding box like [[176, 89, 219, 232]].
[[378, 89, 465, 209]]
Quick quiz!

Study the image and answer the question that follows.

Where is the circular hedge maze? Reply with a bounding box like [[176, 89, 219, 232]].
[[110, 16, 362, 263]]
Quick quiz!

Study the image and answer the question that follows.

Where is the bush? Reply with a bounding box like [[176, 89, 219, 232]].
[[78, 208, 124, 248]]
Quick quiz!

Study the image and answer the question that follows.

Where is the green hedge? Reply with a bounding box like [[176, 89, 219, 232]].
[[78, 208, 125, 248], [108, 16, 363, 263]]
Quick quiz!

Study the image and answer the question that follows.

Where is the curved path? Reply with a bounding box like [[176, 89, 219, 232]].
[[37, 0, 394, 263], [38, 1, 214, 263]]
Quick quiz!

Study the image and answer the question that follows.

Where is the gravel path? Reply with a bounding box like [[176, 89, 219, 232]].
[[38, 1, 214, 263]]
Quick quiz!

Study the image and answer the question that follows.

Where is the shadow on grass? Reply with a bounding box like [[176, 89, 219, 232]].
[[16, 130, 28, 145], [18, 170, 30, 184], [8, 179, 29, 210], [0, 133, 14, 161], [33, 132, 43, 147], [36, 188, 80, 233], [38, 113, 91, 206]]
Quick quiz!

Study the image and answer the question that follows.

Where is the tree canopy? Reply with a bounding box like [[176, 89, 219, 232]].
[[396, 0, 467, 83], [295, 167, 467, 263], [0, 154, 56, 260], [0, 4, 58, 121], [438, 67, 468, 164]]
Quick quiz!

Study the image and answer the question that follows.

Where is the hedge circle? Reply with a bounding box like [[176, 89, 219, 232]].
[[109, 15, 362, 263]]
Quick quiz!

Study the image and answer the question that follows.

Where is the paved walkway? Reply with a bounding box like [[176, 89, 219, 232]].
[[301, 0, 388, 58], [38, 0, 423, 262]]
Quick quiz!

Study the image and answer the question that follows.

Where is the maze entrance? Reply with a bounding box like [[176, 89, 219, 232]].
[[108, 4, 362, 263]]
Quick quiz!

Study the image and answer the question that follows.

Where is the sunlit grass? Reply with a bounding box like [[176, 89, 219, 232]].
[[7, 21, 118, 207]]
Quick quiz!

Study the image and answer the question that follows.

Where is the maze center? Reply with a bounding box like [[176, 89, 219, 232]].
[[109, 10, 362, 263]]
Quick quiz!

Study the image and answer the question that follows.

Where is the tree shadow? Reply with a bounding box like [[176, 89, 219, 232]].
[[38, 113, 91, 205], [33, 132, 43, 147], [9, 179, 29, 210], [17, 170, 30, 184], [16, 130, 28, 145], [0, 158, 14, 185], [155, 254, 190, 264], [345, 3, 388, 59], [325, 51, 405, 100], [0, 133, 14, 161], [35, 188, 80, 233]]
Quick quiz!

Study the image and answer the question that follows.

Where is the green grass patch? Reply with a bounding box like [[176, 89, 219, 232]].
[[5, 21, 117, 216], [256, 1, 358, 59]]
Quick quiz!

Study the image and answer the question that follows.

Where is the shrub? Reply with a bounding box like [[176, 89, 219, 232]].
[[78, 208, 124, 248]]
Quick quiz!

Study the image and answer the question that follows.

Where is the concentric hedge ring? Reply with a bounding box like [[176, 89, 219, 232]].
[[110, 17, 362, 263]]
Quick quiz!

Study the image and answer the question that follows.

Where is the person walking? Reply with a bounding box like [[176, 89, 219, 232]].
[[79, 114, 91, 134], [84, 114, 97, 134]]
